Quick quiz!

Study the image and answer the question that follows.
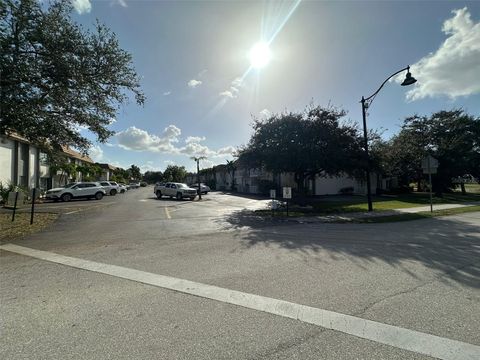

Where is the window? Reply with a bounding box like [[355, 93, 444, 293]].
[[100, 182, 110, 186], [39, 152, 48, 166], [85, 183, 96, 188], [171, 184, 177, 189]]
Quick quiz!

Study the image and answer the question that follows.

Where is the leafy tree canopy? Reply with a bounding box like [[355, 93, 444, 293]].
[[0, 0, 144, 153], [128, 164, 141, 181], [163, 165, 187, 183], [143, 171, 163, 184], [378, 109, 480, 193], [238, 105, 364, 190]]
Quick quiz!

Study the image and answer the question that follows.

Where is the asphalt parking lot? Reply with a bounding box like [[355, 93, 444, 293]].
[[1, 186, 479, 359]]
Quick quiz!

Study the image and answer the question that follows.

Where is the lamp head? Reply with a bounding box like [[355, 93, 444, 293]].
[[401, 67, 417, 86]]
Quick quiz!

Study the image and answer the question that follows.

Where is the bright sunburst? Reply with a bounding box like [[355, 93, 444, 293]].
[[249, 41, 272, 69]]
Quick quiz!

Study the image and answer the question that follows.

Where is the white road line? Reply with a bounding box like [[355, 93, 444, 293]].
[[64, 210, 82, 215], [1, 243, 479, 360], [164, 207, 171, 219]]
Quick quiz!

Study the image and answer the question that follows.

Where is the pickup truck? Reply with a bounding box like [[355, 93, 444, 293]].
[[154, 182, 197, 200]]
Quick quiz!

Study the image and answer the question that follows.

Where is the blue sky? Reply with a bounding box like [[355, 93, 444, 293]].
[[71, 0, 480, 173]]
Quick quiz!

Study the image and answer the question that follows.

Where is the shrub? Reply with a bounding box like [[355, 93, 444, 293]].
[[339, 186, 354, 195], [258, 179, 278, 196]]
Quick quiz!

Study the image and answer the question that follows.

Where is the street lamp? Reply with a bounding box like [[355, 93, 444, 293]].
[[192, 156, 206, 200], [361, 66, 417, 211]]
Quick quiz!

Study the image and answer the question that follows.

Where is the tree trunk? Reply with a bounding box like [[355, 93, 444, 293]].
[[460, 182, 466, 195]]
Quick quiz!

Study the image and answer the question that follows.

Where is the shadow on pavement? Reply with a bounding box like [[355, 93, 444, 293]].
[[218, 210, 480, 289]]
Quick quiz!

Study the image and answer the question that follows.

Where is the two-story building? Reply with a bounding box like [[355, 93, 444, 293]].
[[1, 133, 95, 191]]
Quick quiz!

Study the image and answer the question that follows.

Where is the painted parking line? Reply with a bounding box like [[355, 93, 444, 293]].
[[164, 207, 171, 219], [1, 244, 479, 360], [63, 203, 114, 215]]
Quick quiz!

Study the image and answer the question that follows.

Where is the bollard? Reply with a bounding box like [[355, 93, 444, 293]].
[[30, 188, 36, 225], [12, 192, 19, 222]]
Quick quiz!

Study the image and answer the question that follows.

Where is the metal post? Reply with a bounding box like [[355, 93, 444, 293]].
[[196, 159, 202, 200], [361, 97, 373, 211], [286, 199, 289, 217], [12, 192, 19, 222], [428, 157, 433, 213], [30, 188, 36, 225]]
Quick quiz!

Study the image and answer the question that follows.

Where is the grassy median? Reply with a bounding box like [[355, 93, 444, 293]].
[[0, 213, 58, 243]]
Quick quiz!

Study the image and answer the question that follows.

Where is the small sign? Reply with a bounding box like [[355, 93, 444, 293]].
[[422, 155, 438, 174], [270, 189, 276, 199], [283, 187, 292, 199]]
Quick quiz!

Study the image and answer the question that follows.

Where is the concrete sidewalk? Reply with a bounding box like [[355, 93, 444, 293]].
[[277, 202, 480, 223]]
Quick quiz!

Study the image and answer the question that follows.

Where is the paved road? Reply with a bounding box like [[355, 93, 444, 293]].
[[1, 187, 479, 359]]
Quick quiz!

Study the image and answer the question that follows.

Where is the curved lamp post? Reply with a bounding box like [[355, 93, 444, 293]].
[[361, 66, 417, 211]]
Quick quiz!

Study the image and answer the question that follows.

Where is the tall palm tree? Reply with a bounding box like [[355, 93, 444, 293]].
[[226, 160, 236, 191]]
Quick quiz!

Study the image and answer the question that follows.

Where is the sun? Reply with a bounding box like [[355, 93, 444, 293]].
[[249, 41, 272, 69]]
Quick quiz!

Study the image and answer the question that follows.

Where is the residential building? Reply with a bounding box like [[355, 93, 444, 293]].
[[97, 163, 118, 181], [0, 133, 94, 191]]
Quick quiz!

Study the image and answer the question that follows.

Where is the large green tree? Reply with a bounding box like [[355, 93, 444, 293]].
[[163, 165, 187, 183], [128, 164, 141, 181], [238, 105, 364, 192], [0, 0, 144, 153], [379, 109, 480, 194]]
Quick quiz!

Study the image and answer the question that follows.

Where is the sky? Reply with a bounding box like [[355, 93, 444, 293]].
[[70, 0, 480, 173]]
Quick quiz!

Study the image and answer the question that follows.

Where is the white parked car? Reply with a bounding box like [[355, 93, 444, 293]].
[[99, 181, 119, 196], [117, 183, 128, 193], [154, 182, 197, 200], [45, 182, 106, 202], [189, 183, 210, 194]]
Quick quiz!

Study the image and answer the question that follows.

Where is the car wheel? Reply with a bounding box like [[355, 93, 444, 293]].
[[95, 192, 104, 200], [61, 193, 72, 202], [110, 189, 117, 196], [176, 192, 183, 200], [190, 197, 195, 201], [156, 190, 162, 199]]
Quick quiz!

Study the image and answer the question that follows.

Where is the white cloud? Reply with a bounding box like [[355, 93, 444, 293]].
[[140, 163, 162, 173], [108, 118, 117, 125], [217, 146, 236, 155], [72, 0, 91, 14], [115, 125, 234, 159], [219, 90, 234, 98], [188, 79, 202, 88], [185, 136, 206, 144], [164, 160, 175, 166], [116, 125, 181, 153], [219, 77, 243, 99], [402, 7, 480, 101], [88, 145, 103, 162], [116, 0, 127, 7], [163, 91, 171, 96], [259, 109, 271, 118]]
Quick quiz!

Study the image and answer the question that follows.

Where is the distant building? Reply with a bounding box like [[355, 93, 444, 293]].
[[97, 163, 118, 181], [0, 133, 114, 191]]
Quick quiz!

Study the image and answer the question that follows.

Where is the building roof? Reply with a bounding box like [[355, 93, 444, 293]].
[[98, 163, 118, 171], [60, 146, 94, 164]]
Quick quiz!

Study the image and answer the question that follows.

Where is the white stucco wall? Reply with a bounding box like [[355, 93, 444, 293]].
[[0, 138, 14, 185], [313, 174, 378, 195], [29, 146, 37, 188]]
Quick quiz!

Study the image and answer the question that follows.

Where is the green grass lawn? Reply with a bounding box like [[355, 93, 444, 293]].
[[0, 213, 58, 243], [256, 190, 480, 217], [309, 191, 480, 214]]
